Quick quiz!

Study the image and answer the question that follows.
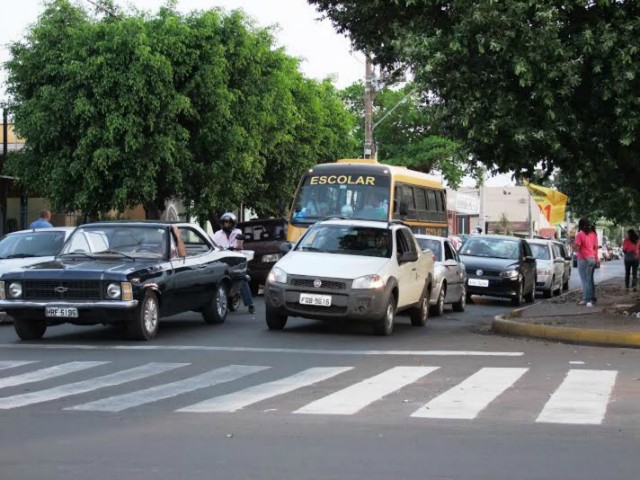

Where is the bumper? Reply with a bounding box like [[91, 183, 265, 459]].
[[0, 299, 139, 325], [466, 276, 520, 298], [535, 275, 552, 291], [264, 281, 389, 322], [428, 276, 445, 306]]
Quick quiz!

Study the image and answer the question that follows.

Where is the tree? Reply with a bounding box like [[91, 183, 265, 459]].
[[495, 213, 512, 236], [339, 81, 471, 187], [310, 0, 640, 222]]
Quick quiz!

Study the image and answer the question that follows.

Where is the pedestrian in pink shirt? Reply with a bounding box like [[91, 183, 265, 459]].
[[573, 217, 597, 307]]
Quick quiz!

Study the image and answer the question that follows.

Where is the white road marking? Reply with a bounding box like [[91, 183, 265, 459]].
[[0, 361, 37, 371], [178, 367, 352, 413], [0, 343, 524, 357], [411, 367, 528, 419], [67, 365, 269, 412], [0, 362, 186, 409], [295, 366, 438, 415], [0, 361, 107, 389], [536, 369, 618, 425]]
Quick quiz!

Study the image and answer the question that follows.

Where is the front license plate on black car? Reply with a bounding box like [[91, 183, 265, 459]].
[[45, 307, 79, 318], [299, 293, 332, 307], [468, 279, 489, 287]]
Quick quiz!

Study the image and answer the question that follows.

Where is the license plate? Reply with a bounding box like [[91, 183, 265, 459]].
[[299, 293, 332, 307], [45, 307, 79, 318], [468, 279, 489, 287]]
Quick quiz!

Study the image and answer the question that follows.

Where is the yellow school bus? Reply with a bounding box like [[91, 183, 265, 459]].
[[287, 159, 448, 242]]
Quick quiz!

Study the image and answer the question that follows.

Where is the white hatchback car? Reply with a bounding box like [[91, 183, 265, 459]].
[[264, 219, 435, 335], [526, 239, 565, 298], [0, 227, 75, 276]]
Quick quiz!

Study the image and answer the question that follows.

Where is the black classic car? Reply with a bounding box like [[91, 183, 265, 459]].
[[0, 222, 247, 341]]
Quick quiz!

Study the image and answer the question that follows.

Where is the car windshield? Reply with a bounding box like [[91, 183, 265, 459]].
[[0, 231, 67, 258], [529, 243, 551, 260], [460, 237, 520, 260], [416, 238, 442, 260], [296, 225, 392, 258], [60, 226, 167, 259], [239, 222, 286, 242]]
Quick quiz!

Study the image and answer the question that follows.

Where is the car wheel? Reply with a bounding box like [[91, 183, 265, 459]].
[[14, 318, 47, 341], [410, 287, 430, 326], [511, 279, 524, 307], [228, 293, 241, 312], [452, 285, 466, 312], [373, 295, 396, 336], [203, 283, 229, 324], [128, 291, 159, 341], [563, 279, 569, 291], [543, 279, 553, 298], [265, 308, 287, 330], [524, 279, 536, 303], [430, 285, 445, 317]]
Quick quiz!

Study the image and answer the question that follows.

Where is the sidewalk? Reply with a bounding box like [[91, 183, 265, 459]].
[[491, 277, 640, 348]]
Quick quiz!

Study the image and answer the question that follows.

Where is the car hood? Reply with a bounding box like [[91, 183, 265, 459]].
[[0, 257, 158, 280], [0, 256, 55, 275], [459, 255, 518, 272], [275, 251, 389, 279]]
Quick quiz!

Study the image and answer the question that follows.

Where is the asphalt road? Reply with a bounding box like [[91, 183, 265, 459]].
[[0, 259, 637, 480]]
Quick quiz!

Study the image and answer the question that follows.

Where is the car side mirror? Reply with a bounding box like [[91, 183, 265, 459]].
[[443, 259, 458, 267], [524, 256, 536, 263], [554, 257, 565, 263], [399, 251, 418, 264], [279, 242, 293, 254], [235, 233, 245, 241], [565, 256, 572, 261]]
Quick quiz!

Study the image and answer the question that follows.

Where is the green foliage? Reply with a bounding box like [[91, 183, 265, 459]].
[[495, 213, 512, 236], [5, 0, 355, 219], [339, 82, 469, 187], [310, 0, 640, 223]]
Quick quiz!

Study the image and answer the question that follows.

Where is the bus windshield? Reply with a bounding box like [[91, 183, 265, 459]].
[[291, 174, 391, 224]]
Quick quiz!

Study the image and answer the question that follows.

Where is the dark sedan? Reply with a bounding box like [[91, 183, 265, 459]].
[[459, 235, 536, 306], [0, 222, 247, 341]]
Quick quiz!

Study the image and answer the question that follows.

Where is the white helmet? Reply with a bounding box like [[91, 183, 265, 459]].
[[220, 212, 237, 232]]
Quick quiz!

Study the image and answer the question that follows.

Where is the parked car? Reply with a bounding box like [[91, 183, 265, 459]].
[[0, 227, 75, 276], [264, 219, 435, 335], [459, 235, 536, 306], [527, 239, 564, 298], [552, 241, 572, 291], [0, 221, 248, 341], [238, 218, 288, 295], [415, 234, 467, 315]]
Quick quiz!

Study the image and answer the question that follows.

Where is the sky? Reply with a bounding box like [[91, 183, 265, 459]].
[[0, 0, 512, 187]]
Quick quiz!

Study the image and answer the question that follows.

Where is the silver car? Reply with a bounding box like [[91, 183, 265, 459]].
[[415, 234, 467, 316], [527, 239, 565, 298]]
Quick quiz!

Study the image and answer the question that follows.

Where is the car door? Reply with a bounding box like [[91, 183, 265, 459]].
[[443, 240, 463, 302], [551, 243, 564, 290], [521, 240, 536, 291], [395, 229, 419, 307]]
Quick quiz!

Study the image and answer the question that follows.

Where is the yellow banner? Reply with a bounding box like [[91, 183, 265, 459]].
[[523, 180, 568, 225]]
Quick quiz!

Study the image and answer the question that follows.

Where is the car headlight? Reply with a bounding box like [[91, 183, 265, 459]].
[[106, 283, 122, 299], [262, 253, 283, 263], [8, 282, 22, 298], [499, 269, 519, 279], [537, 268, 551, 276], [267, 267, 288, 284], [352, 274, 386, 290]]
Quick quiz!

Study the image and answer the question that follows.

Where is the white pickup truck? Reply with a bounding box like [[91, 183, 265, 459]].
[[264, 219, 435, 335]]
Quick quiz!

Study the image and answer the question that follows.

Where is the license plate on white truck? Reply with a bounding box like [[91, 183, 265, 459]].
[[299, 293, 332, 307]]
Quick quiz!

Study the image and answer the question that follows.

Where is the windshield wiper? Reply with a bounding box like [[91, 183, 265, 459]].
[[96, 250, 136, 261], [5, 253, 39, 259], [59, 251, 98, 259], [298, 246, 327, 253]]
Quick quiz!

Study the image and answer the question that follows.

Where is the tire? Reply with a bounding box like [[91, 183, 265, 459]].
[[430, 284, 445, 317], [563, 279, 569, 291], [524, 280, 536, 303], [543, 284, 552, 299], [511, 279, 524, 307], [128, 291, 160, 341], [203, 282, 229, 324], [410, 287, 430, 326], [228, 294, 241, 312], [265, 308, 287, 330], [14, 318, 46, 340], [452, 284, 466, 312], [372, 295, 396, 336]]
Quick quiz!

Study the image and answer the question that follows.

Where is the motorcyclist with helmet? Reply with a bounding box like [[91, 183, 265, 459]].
[[211, 212, 255, 314]]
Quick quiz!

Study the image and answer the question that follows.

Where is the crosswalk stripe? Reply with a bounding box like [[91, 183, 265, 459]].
[[0, 361, 38, 371], [67, 365, 269, 412], [295, 366, 438, 415], [0, 362, 186, 409], [0, 362, 108, 389], [536, 369, 617, 425], [411, 367, 528, 419], [178, 367, 353, 413]]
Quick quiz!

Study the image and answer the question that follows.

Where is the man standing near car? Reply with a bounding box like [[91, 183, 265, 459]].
[[29, 210, 53, 228]]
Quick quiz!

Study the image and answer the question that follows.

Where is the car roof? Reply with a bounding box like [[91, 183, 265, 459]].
[[313, 219, 397, 230], [238, 218, 285, 226], [466, 234, 521, 241], [79, 221, 190, 228], [526, 239, 554, 245], [9, 227, 76, 235], [414, 234, 445, 241]]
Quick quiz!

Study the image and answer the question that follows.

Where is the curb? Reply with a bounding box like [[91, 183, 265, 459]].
[[491, 315, 640, 349]]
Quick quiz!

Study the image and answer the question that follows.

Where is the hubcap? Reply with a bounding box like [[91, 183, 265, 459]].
[[422, 296, 428, 321], [461, 287, 466, 308], [216, 286, 228, 317], [144, 298, 158, 333], [386, 303, 394, 327]]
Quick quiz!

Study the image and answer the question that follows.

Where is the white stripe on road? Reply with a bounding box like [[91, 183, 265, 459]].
[[0, 361, 37, 371], [0, 362, 186, 409], [411, 367, 528, 419], [67, 365, 269, 412], [0, 361, 107, 389], [295, 366, 438, 415], [178, 367, 352, 413], [0, 343, 524, 357], [536, 370, 617, 425]]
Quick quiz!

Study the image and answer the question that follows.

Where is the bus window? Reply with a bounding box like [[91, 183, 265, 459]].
[[401, 186, 416, 219], [427, 189, 437, 211]]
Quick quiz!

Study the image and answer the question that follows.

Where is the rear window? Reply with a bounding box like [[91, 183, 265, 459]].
[[529, 243, 551, 260], [239, 222, 287, 242], [416, 238, 442, 259]]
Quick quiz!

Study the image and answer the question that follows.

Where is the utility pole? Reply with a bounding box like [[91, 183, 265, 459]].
[[477, 166, 486, 234], [527, 192, 533, 238], [364, 55, 375, 160]]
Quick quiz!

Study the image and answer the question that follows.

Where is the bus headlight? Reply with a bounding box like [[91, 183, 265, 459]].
[[8, 282, 22, 298]]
